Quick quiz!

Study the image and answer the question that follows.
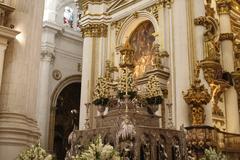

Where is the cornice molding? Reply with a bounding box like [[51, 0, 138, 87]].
[[0, 25, 20, 40], [42, 21, 62, 32]]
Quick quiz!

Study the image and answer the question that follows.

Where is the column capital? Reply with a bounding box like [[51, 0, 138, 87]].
[[41, 49, 55, 62], [81, 23, 108, 38], [216, 0, 231, 15]]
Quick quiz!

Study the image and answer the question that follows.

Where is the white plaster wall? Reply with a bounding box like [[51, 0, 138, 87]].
[[37, 0, 83, 149], [50, 31, 83, 93]]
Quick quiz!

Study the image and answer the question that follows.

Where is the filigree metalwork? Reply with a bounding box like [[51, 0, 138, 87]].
[[104, 60, 118, 82], [119, 41, 135, 69], [117, 68, 136, 99]]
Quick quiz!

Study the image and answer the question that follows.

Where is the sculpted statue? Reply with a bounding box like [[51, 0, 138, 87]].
[[157, 144, 168, 160], [65, 131, 82, 160], [172, 144, 181, 160], [64, 6, 74, 28], [194, 16, 220, 62], [140, 135, 151, 160]]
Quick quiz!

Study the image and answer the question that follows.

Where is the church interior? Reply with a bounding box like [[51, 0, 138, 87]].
[[0, 0, 240, 159]]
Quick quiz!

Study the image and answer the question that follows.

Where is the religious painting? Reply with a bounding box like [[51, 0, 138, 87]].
[[129, 20, 155, 78]]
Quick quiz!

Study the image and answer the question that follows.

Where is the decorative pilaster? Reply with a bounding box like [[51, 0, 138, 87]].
[[37, 50, 55, 148], [79, 21, 109, 129], [79, 35, 94, 129], [216, 0, 240, 133]]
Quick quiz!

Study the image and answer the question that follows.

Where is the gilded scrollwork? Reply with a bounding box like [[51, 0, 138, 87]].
[[210, 80, 230, 117], [194, 16, 220, 62]]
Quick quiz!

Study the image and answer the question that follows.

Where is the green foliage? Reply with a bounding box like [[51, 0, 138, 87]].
[[200, 148, 226, 160]]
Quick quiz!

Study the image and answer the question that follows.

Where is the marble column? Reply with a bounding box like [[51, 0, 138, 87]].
[[217, 1, 240, 133], [79, 23, 108, 129], [37, 50, 55, 148], [79, 36, 93, 129], [0, 0, 44, 159], [0, 39, 7, 90]]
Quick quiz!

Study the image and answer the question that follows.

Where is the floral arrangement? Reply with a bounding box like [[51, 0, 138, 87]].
[[145, 75, 163, 105], [200, 148, 226, 160], [72, 136, 121, 160], [93, 77, 110, 106], [17, 143, 52, 160]]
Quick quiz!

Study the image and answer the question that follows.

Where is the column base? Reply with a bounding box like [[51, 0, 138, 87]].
[[0, 112, 40, 160]]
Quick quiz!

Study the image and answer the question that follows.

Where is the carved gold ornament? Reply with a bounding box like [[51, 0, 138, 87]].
[[104, 60, 118, 82], [194, 16, 220, 62], [118, 68, 136, 97], [200, 60, 223, 85], [216, 0, 231, 15], [219, 33, 234, 41], [93, 77, 110, 105], [146, 75, 163, 98], [152, 43, 169, 70], [81, 23, 108, 37], [119, 41, 135, 69], [183, 63, 211, 125], [210, 80, 230, 117]]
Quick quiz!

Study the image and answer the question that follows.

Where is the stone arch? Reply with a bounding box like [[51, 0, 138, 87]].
[[116, 11, 160, 48], [48, 74, 81, 152]]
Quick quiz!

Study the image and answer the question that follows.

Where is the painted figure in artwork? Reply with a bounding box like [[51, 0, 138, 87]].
[[129, 20, 155, 78]]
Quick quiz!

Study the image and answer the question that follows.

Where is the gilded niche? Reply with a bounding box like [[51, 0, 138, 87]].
[[129, 21, 155, 78]]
